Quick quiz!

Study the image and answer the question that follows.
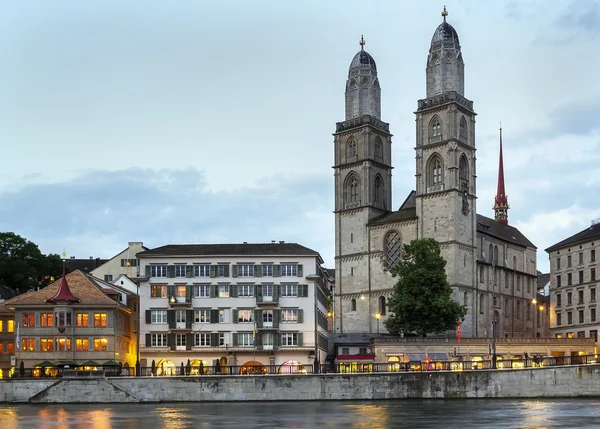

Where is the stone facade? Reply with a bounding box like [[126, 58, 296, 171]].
[[333, 15, 537, 341]]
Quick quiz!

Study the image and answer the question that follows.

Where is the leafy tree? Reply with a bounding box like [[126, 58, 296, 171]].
[[0, 232, 63, 293], [384, 238, 467, 337]]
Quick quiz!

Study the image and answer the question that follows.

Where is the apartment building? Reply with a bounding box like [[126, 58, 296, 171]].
[[137, 242, 331, 374], [546, 220, 600, 342]]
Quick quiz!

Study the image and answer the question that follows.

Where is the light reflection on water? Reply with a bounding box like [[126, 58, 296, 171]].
[[2, 399, 600, 428]]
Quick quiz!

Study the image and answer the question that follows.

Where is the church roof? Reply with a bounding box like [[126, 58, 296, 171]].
[[349, 49, 377, 73], [545, 221, 600, 252], [431, 21, 460, 46], [368, 191, 417, 226], [476, 214, 536, 249]]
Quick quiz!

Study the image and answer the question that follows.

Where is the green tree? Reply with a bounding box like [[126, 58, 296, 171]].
[[0, 232, 63, 293], [384, 238, 466, 337]]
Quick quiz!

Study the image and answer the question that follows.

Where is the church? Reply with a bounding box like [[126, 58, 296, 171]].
[[333, 8, 538, 340]]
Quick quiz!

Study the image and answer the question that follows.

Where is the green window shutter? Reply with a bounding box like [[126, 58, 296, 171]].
[[273, 310, 280, 328], [273, 285, 279, 301], [186, 286, 192, 302], [232, 309, 239, 323], [145, 310, 152, 324], [210, 333, 219, 346], [224, 265, 230, 277], [257, 332, 263, 347], [230, 285, 238, 298], [186, 265, 194, 278], [167, 285, 176, 299], [256, 285, 263, 300], [186, 310, 194, 329], [254, 310, 262, 328], [297, 309, 304, 323], [210, 309, 219, 323], [210, 285, 217, 298], [186, 333, 193, 350], [167, 265, 175, 278], [167, 310, 176, 329], [145, 333, 151, 347], [273, 264, 281, 277], [145, 265, 151, 277], [297, 332, 303, 347], [254, 265, 262, 277], [274, 333, 281, 348], [297, 264, 303, 278], [167, 333, 175, 350], [232, 333, 238, 346], [232, 265, 238, 278], [210, 265, 216, 278], [299, 284, 308, 297]]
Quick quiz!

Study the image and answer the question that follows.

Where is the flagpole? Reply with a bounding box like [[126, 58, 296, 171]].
[[253, 321, 256, 373]]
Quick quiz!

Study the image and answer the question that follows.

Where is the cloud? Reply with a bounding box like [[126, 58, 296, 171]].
[[0, 168, 336, 267]]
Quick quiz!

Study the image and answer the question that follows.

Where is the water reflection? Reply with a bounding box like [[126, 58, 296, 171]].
[[2, 399, 600, 428]]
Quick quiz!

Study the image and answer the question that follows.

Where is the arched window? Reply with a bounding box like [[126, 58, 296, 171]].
[[346, 138, 357, 158], [430, 117, 441, 137], [351, 299, 356, 311], [505, 272, 509, 289], [428, 155, 443, 185], [378, 296, 386, 315], [513, 255, 517, 271], [374, 137, 383, 159], [344, 173, 360, 204], [488, 244, 493, 264], [504, 298, 509, 314], [494, 245, 499, 265], [385, 230, 402, 269], [374, 175, 384, 204], [479, 265, 484, 283], [459, 155, 469, 193], [479, 294, 484, 314], [459, 116, 467, 141], [463, 292, 468, 306]]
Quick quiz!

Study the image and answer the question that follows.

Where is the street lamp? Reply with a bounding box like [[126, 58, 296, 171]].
[[375, 312, 381, 334]]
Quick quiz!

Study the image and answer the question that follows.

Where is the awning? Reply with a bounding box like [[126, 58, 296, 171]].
[[428, 353, 449, 361], [407, 353, 427, 362]]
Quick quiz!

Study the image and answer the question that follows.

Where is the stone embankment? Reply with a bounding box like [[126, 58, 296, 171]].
[[1, 365, 599, 403]]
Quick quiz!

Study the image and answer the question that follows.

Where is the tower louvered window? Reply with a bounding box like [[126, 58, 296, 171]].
[[385, 231, 402, 269]]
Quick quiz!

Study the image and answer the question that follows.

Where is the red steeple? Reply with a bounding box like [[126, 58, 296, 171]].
[[493, 123, 509, 225], [46, 258, 80, 304]]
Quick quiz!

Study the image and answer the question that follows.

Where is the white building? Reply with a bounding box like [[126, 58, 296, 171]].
[[90, 242, 148, 283], [136, 242, 331, 374]]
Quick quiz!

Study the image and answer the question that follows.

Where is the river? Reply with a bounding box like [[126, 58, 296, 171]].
[[1, 399, 599, 428]]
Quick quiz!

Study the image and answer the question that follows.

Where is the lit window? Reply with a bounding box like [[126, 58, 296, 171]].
[[94, 313, 107, 327], [94, 338, 108, 351]]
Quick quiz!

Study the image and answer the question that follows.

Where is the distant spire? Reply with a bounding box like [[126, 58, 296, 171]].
[[442, 5, 448, 22], [493, 121, 510, 225], [359, 35, 365, 50], [46, 251, 80, 304]]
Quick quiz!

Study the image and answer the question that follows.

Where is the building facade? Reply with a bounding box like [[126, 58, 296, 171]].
[[0, 301, 15, 378], [90, 241, 148, 283], [333, 9, 537, 340], [136, 242, 331, 374], [546, 220, 600, 342]]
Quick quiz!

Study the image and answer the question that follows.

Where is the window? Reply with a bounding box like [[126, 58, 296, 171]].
[[579, 271, 584, 284], [459, 116, 467, 140], [94, 313, 107, 327], [218, 285, 230, 297], [151, 285, 167, 298], [592, 249, 596, 262], [8, 320, 14, 332], [216, 333, 225, 346], [195, 333, 211, 347], [238, 264, 254, 277], [579, 290, 584, 304], [567, 273, 572, 286], [281, 264, 297, 277], [104, 275, 113, 282], [121, 258, 138, 267], [557, 275, 562, 288], [76, 313, 89, 327], [351, 298, 356, 311], [41, 313, 53, 327], [151, 334, 167, 347], [385, 230, 402, 269], [281, 332, 298, 346], [346, 138, 357, 157], [592, 308, 597, 323], [55, 311, 72, 327], [556, 294, 562, 307], [176, 285, 186, 298], [195, 310, 210, 323], [479, 266, 484, 283], [567, 255, 572, 267], [174, 265, 187, 277], [56, 338, 71, 351], [76, 338, 89, 351], [262, 285, 273, 298], [592, 268, 596, 282], [592, 330, 598, 341], [0, 320, 2, 332], [151, 310, 167, 324], [176, 334, 186, 347], [567, 311, 573, 324], [217, 264, 229, 277], [151, 265, 167, 278], [176, 310, 186, 323], [374, 137, 383, 159], [459, 155, 469, 193], [374, 175, 384, 204], [567, 292, 572, 306], [238, 284, 254, 297], [513, 255, 517, 270], [238, 310, 254, 323], [345, 174, 360, 203], [22, 338, 35, 351], [517, 276, 521, 291], [556, 258, 561, 270], [262, 265, 273, 277], [194, 285, 210, 298], [429, 156, 443, 185], [7, 342, 14, 354], [479, 294, 484, 314], [579, 310, 584, 324], [557, 313, 562, 326], [40, 338, 53, 352], [237, 332, 253, 346], [430, 117, 441, 137], [579, 253, 584, 265], [263, 310, 273, 323], [280, 284, 298, 297], [194, 265, 210, 277], [22, 313, 35, 327], [592, 288, 596, 302], [93, 338, 107, 352], [378, 296, 386, 315], [219, 309, 226, 323], [281, 309, 298, 323]]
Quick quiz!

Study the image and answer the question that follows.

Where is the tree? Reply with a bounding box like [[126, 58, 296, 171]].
[[0, 232, 63, 293], [384, 238, 467, 337]]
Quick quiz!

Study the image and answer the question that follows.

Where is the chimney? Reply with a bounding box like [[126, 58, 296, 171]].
[[279, 241, 285, 244], [70, 256, 75, 259], [271, 240, 276, 243]]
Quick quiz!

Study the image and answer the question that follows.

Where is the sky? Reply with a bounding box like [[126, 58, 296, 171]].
[[1, 0, 599, 273]]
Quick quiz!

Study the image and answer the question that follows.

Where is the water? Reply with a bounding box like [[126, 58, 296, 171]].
[[1, 399, 599, 428]]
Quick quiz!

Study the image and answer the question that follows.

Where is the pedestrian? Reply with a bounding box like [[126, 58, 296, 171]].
[[524, 352, 529, 367]]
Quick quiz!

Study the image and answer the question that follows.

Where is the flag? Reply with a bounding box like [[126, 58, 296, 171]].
[[457, 318, 461, 343], [15, 322, 20, 351], [252, 323, 256, 347]]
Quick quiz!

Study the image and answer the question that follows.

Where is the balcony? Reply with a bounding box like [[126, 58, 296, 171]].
[[169, 297, 191, 308], [257, 295, 278, 305]]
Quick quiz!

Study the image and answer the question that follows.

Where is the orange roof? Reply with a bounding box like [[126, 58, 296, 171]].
[[6, 270, 120, 307]]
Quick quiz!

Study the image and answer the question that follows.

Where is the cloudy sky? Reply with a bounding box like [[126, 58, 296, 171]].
[[1, 0, 599, 273]]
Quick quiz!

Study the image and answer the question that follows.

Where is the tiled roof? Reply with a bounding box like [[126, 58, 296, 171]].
[[476, 214, 536, 249], [5, 270, 120, 307], [545, 222, 600, 252], [138, 243, 320, 258], [537, 273, 550, 289]]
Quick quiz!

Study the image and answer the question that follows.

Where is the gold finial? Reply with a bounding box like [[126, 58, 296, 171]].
[[442, 5, 448, 22], [61, 250, 67, 260], [359, 35, 365, 49]]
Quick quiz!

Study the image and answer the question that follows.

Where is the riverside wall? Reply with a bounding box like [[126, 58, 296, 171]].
[[1, 365, 600, 404]]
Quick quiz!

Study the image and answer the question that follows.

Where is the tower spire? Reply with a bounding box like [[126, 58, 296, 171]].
[[46, 251, 80, 304], [359, 35, 365, 50], [442, 5, 448, 22], [493, 121, 509, 225]]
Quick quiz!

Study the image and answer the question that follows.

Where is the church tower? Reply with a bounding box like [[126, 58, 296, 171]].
[[333, 37, 392, 333], [414, 7, 478, 332]]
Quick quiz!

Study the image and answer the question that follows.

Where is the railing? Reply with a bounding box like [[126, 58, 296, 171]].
[[5, 354, 600, 379]]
